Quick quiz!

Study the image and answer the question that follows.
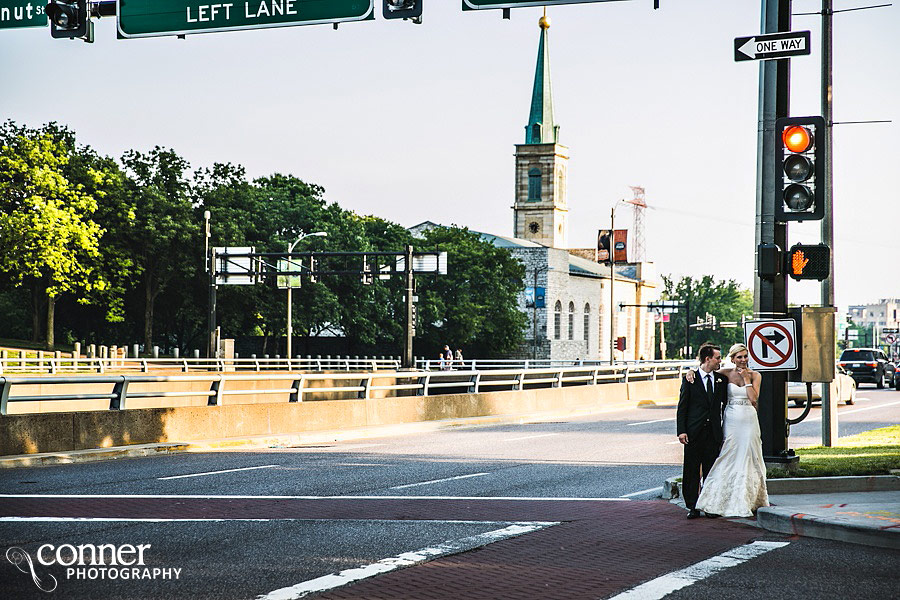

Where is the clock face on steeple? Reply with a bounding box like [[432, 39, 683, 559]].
[[529, 222, 540, 234]]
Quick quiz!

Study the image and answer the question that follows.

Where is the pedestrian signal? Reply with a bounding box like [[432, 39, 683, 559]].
[[775, 116, 825, 222], [786, 244, 830, 281]]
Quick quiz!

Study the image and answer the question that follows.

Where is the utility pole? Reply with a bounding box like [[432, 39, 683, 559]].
[[755, 0, 792, 463], [609, 205, 616, 365], [820, 0, 837, 446]]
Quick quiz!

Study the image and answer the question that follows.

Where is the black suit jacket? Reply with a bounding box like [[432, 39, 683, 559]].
[[676, 369, 728, 443]]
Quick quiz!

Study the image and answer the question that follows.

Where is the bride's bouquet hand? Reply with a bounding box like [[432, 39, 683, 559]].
[[736, 366, 753, 385]]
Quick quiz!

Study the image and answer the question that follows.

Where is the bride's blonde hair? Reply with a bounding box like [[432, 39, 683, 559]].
[[728, 343, 748, 359]]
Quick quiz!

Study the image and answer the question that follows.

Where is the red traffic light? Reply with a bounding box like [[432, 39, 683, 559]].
[[783, 125, 813, 153]]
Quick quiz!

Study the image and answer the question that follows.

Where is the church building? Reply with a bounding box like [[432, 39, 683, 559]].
[[413, 15, 659, 362]]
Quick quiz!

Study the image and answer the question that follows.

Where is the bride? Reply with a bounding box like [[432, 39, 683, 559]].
[[686, 343, 769, 517]]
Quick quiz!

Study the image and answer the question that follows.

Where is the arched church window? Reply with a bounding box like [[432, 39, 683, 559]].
[[554, 300, 562, 340], [528, 168, 542, 202], [568, 302, 575, 340], [584, 303, 591, 349], [531, 124, 541, 142]]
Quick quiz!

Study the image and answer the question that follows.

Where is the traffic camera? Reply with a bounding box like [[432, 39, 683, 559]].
[[383, 0, 422, 21], [786, 243, 830, 281], [46, 1, 88, 39], [775, 116, 825, 222]]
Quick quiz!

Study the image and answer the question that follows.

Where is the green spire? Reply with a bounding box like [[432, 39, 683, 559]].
[[525, 14, 559, 145]]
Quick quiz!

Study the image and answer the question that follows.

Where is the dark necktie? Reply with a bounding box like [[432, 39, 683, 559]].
[[705, 374, 713, 399]]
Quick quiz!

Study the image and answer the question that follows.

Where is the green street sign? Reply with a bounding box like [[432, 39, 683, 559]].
[[0, 1, 48, 29], [117, 0, 374, 39], [463, 0, 621, 10]]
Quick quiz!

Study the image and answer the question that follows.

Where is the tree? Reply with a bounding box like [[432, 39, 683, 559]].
[[413, 226, 527, 358], [121, 147, 198, 351], [0, 122, 107, 347], [661, 275, 753, 359]]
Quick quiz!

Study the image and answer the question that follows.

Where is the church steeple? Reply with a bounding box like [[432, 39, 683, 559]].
[[525, 13, 559, 145]]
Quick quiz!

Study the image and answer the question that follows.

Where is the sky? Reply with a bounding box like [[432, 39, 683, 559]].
[[1, 0, 898, 317]]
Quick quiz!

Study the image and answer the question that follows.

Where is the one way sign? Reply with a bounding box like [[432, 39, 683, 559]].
[[734, 31, 811, 62], [744, 319, 798, 371]]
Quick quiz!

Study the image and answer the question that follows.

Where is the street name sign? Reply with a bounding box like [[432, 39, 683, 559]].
[[117, 0, 374, 39], [463, 0, 619, 10], [0, 1, 47, 29], [734, 31, 811, 62], [744, 319, 797, 371]]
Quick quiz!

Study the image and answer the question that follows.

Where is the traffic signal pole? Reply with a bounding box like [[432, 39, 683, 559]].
[[754, 0, 793, 463]]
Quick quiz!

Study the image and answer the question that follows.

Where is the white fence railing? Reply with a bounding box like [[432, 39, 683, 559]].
[[0, 362, 693, 416]]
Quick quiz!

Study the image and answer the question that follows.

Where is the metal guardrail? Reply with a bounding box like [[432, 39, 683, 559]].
[[0, 356, 402, 375], [416, 358, 692, 371], [0, 362, 693, 416]]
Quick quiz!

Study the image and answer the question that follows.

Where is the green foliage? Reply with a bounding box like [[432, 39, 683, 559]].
[[0, 121, 108, 346], [414, 226, 527, 357], [661, 275, 753, 360], [0, 121, 529, 359]]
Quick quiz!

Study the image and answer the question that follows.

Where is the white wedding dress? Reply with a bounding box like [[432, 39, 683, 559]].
[[695, 383, 769, 517]]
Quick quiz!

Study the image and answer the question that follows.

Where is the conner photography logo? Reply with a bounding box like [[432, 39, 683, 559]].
[[6, 542, 181, 593]]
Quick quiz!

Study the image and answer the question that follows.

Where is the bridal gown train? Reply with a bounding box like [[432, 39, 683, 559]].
[[695, 383, 769, 517]]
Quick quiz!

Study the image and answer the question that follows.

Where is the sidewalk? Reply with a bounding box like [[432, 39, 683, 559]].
[[667, 475, 900, 551]]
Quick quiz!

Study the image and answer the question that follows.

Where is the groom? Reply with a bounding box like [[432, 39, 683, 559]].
[[676, 342, 728, 519]]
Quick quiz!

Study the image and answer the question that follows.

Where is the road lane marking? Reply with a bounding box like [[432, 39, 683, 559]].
[[620, 487, 662, 498], [158, 465, 279, 480], [0, 517, 516, 524], [799, 399, 900, 423], [502, 433, 560, 442], [255, 521, 560, 600], [0, 494, 630, 501], [627, 417, 675, 426], [606, 541, 789, 600], [390, 472, 490, 490]]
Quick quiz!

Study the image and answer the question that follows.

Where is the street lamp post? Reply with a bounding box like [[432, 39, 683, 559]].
[[286, 231, 327, 363], [608, 200, 629, 365]]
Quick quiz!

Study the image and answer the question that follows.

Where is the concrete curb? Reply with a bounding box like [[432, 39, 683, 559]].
[[0, 443, 191, 468], [756, 505, 900, 551], [663, 475, 900, 499], [0, 403, 675, 468]]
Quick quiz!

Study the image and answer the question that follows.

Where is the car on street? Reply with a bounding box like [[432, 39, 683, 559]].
[[895, 364, 900, 391], [838, 347, 895, 389], [788, 367, 857, 406]]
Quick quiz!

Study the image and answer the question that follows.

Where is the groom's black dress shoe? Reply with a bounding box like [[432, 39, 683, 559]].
[[705, 512, 720, 518], [686, 509, 701, 519]]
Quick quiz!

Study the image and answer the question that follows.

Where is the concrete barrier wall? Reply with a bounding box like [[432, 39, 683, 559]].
[[0, 378, 680, 456]]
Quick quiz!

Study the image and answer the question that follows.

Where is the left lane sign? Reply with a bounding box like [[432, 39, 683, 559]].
[[0, 1, 47, 29], [117, 0, 374, 39], [734, 31, 811, 62]]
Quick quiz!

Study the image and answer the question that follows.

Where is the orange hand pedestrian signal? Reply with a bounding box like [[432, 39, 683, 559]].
[[791, 249, 810, 275], [787, 244, 830, 281]]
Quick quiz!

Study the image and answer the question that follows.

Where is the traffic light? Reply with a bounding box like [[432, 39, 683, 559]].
[[46, 1, 89, 39], [308, 256, 318, 283], [615, 337, 626, 352], [775, 116, 825, 222], [786, 243, 830, 281], [383, 0, 422, 20]]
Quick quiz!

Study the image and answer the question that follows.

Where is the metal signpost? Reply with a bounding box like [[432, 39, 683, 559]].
[[734, 30, 811, 62], [116, 0, 374, 38], [0, 0, 47, 28]]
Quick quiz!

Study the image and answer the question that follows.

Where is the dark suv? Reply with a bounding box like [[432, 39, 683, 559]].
[[838, 348, 896, 389]]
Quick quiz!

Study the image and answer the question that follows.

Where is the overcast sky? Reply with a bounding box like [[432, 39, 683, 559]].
[[1, 1, 897, 316]]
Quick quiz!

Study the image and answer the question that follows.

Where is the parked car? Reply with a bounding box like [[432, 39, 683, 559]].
[[788, 368, 857, 406], [838, 347, 895, 389], [896, 364, 900, 391]]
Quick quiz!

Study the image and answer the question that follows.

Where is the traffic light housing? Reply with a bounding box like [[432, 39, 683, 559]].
[[775, 116, 825, 222], [786, 243, 830, 281], [383, 0, 422, 20], [46, 1, 88, 39]]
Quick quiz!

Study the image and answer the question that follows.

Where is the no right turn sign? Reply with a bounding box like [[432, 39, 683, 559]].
[[743, 319, 798, 371]]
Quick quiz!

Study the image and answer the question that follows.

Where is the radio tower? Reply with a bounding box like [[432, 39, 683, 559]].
[[627, 186, 647, 262]]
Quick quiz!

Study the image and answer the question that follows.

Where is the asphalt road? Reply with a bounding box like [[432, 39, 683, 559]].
[[1, 388, 897, 599]]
